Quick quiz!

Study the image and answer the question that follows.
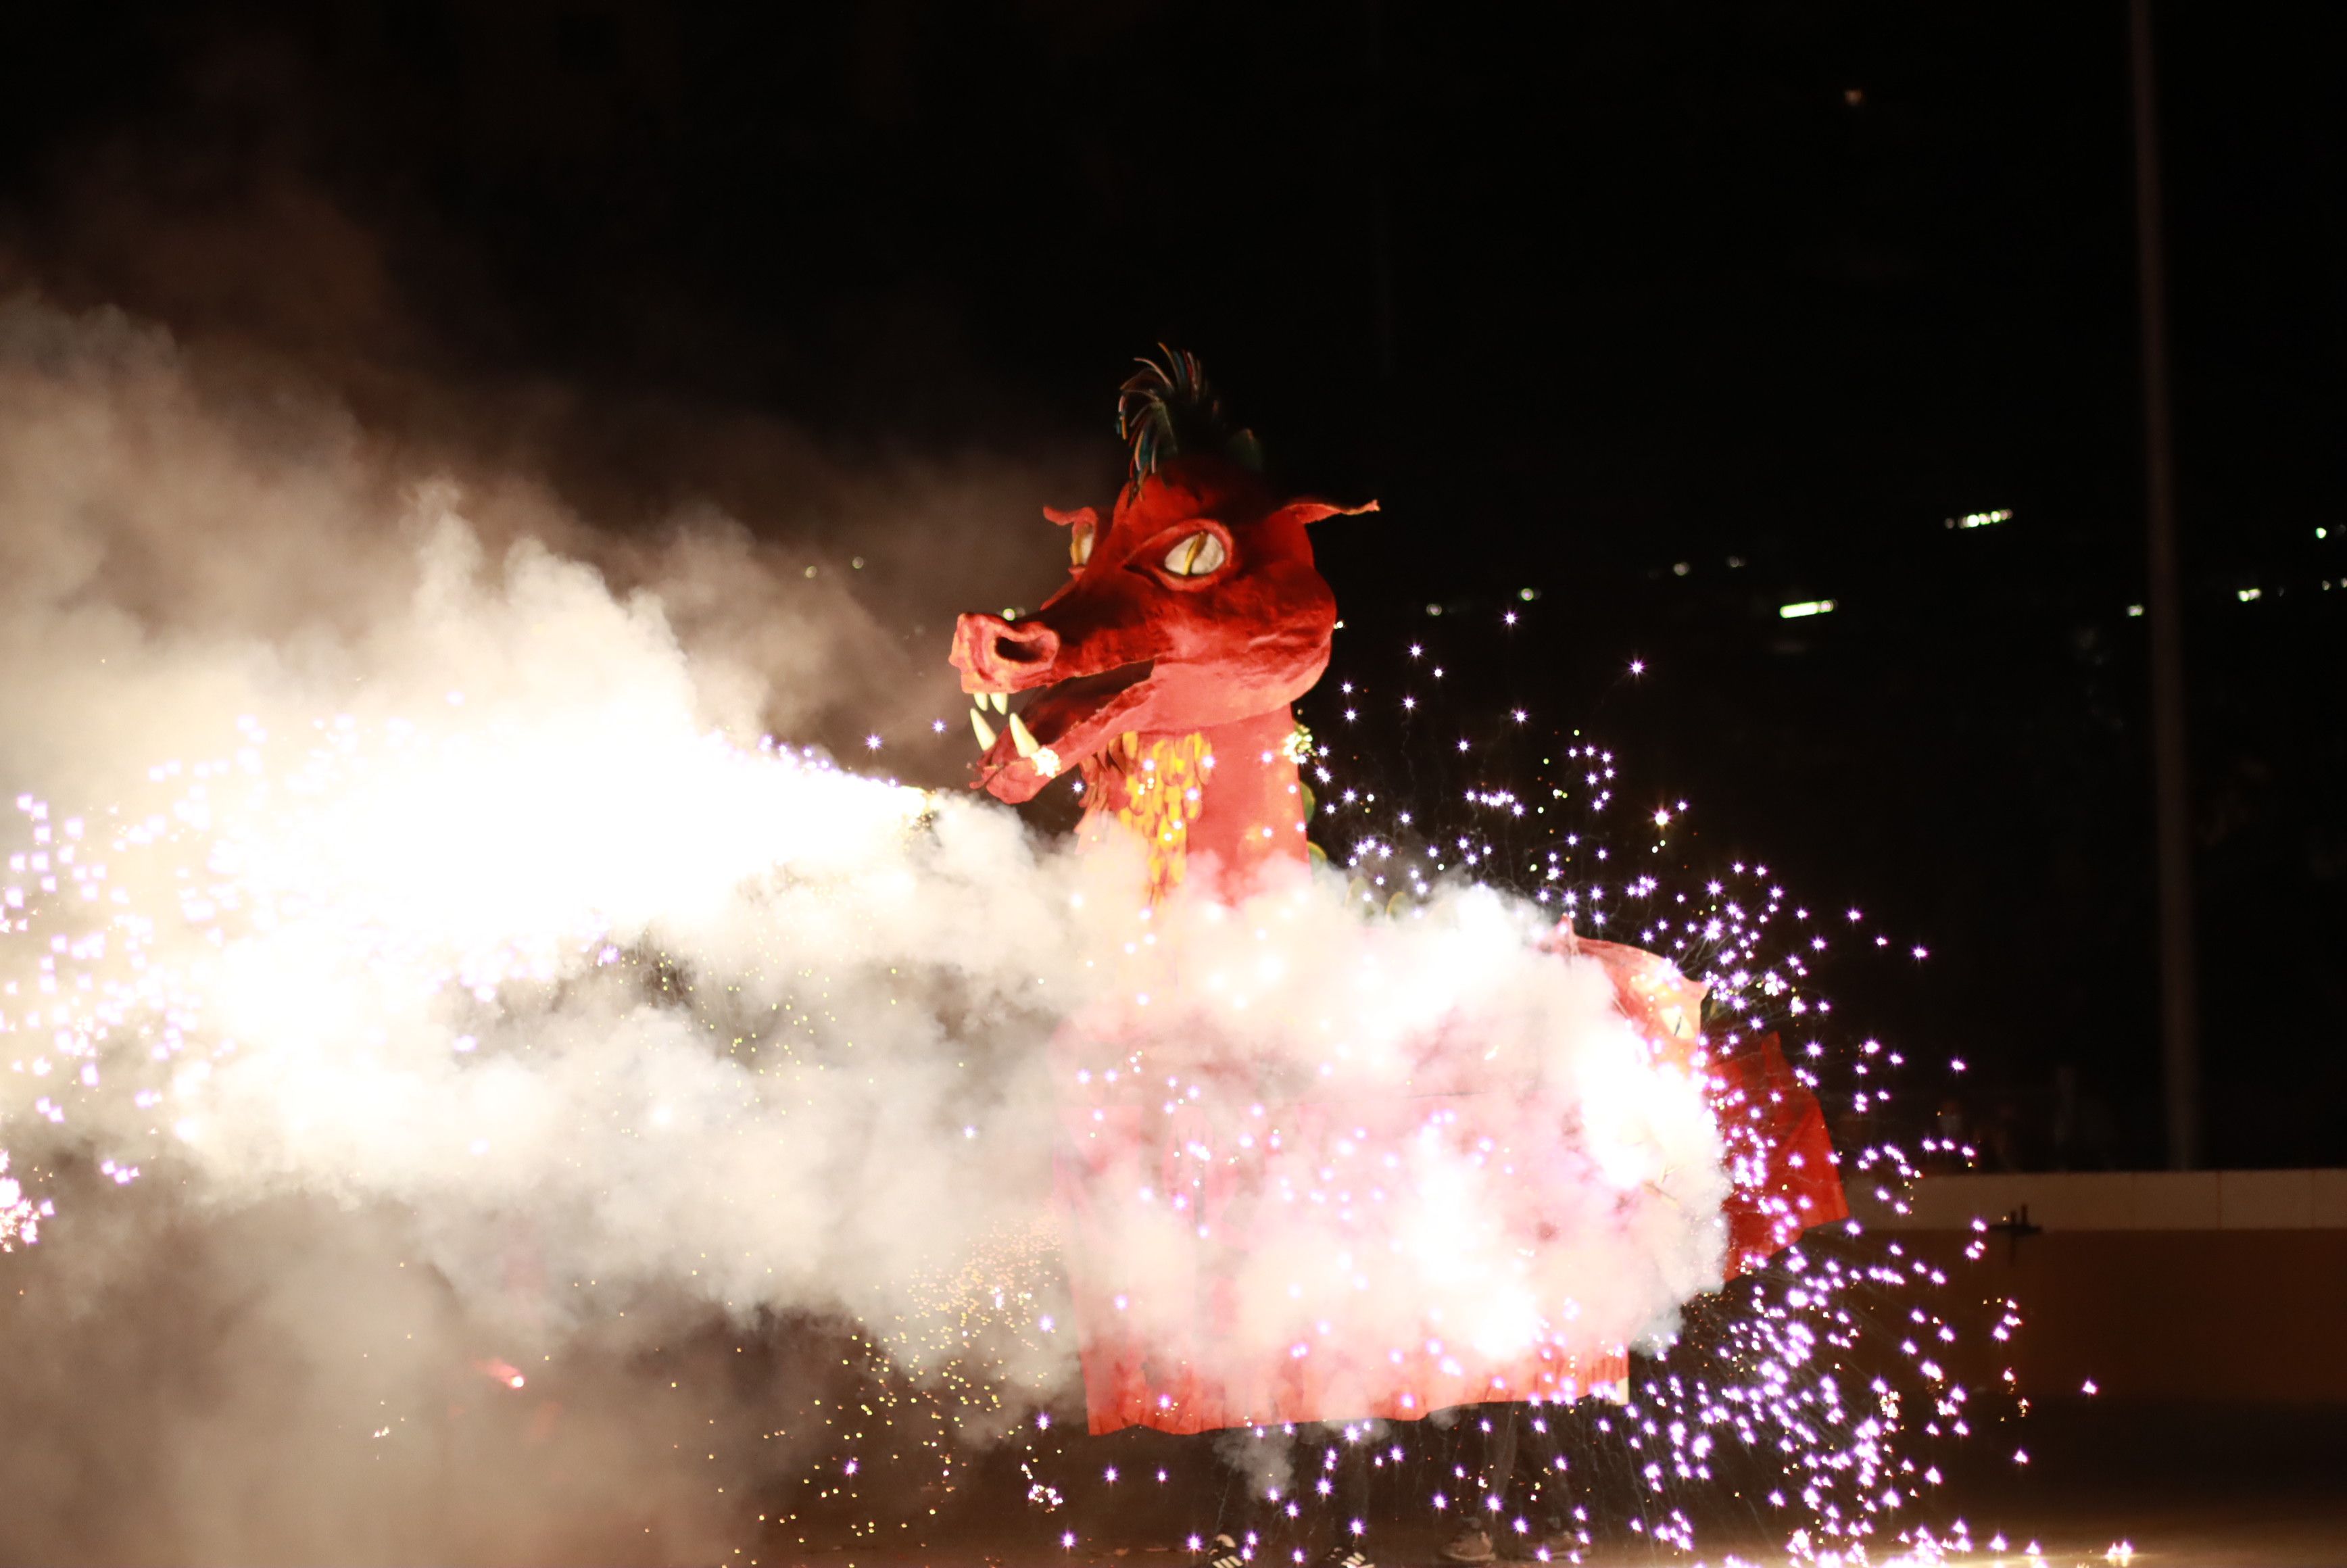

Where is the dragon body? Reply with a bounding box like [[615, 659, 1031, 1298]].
[[950, 354, 1844, 1435]]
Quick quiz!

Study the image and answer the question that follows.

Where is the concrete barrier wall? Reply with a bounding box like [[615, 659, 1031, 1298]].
[[1849, 1168, 2347, 1232], [1840, 1170, 2347, 1404]]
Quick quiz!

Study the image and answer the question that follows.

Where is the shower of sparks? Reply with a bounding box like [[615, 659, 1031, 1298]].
[[0, 1148, 45, 1249], [0, 710, 1102, 1557], [0, 612, 2007, 1565], [1274, 617, 2010, 1567]]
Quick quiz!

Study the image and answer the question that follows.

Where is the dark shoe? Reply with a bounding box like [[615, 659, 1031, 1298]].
[[1530, 1525, 1584, 1563], [1440, 1525, 1497, 1564], [1189, 1533, 1244, 1568]]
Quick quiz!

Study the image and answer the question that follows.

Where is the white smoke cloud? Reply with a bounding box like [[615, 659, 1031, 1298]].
[[0, 297, 1728, 1557]]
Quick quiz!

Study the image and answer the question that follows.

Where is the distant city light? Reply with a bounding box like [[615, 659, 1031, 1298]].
[[1672, 562, 1691, 577], [1944, 508, 2013, 530], [2317, 526, 2329, 539], [2237, 587, 2263, 603], [2126, 604, 2144, 617], [1779, 599, 1837, 619]]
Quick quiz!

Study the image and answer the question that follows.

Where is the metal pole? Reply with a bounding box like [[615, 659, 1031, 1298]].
[[2130, 0, 2198, 1169], [1365, 0, 1397, 384]]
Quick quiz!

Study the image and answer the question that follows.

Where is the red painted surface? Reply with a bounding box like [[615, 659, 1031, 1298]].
[[952, 441, 1843, 1435], [949, 454, 1366, 901]]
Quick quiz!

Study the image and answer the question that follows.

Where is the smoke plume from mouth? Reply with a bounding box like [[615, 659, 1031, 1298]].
[[0, 298, 1728, 1560]]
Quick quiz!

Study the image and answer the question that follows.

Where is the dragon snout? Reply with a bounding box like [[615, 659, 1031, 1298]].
[[950, 612, 1062, 691]]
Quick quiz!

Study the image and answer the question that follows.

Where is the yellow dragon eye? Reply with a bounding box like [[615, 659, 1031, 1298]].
[[1162, 531, 1227, 577], [1069, 522, 1094, 569]]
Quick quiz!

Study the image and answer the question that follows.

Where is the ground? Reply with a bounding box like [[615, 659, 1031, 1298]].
[[748, 1399, 2347, 1568]]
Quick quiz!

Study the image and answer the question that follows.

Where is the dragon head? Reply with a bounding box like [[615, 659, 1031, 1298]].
[[950, 350, 1372, 803]]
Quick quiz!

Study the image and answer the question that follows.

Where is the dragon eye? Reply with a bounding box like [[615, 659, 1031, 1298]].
[[1069, 522, 1094, 569], [1162, 531, 1228, 577]]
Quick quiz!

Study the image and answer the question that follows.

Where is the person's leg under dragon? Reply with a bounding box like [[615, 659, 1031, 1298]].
[[1439, 1404, 1520, 1563], [1326, 1426, 1376, 1568]]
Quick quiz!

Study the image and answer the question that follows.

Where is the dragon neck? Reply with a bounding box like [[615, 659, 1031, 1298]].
[[1078, 706, 1309, 905]]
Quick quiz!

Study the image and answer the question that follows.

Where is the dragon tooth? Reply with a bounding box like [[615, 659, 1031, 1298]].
[[988, 691, 1008, 714], [1007, 712, 1040, 758], [970, 708, 998, 750]]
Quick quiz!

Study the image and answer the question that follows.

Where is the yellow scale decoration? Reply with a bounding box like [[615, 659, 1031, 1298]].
[[1079, 731, 1213, 906]]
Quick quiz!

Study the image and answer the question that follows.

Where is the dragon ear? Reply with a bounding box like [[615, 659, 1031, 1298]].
[[1265, 498, 1380, 528], [1042, 505, 1101, 530]]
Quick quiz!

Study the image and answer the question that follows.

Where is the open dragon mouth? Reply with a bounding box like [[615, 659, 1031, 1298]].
[[974, 660, 1154, 801]]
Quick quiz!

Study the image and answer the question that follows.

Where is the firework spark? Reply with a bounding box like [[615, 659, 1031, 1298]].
[[0, 304, 2002, 1565]]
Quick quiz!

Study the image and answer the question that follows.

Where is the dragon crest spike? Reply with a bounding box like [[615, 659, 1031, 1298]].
[[1114, 345, 1255, 489]]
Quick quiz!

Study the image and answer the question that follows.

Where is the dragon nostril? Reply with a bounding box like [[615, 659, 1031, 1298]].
[[988, 622, 1056, 666]]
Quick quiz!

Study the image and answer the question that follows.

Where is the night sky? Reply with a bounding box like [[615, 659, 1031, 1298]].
[[1, 1, 2340, 1166]]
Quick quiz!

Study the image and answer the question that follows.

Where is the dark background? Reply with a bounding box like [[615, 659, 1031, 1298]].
[[0, 1, 2339, 1168]]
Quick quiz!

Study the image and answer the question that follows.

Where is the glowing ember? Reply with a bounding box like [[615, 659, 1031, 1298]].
[[0, 435, 2000, 1567]]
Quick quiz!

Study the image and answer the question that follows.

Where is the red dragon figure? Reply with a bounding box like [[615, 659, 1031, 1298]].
[[951, 351, 1845, 1437], [951, 353, 1356, 908]]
